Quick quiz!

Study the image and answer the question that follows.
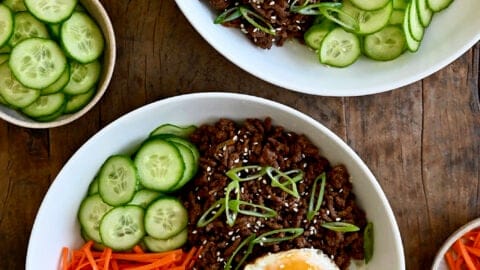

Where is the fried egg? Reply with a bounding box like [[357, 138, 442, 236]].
[[244, 248, 340, 270]]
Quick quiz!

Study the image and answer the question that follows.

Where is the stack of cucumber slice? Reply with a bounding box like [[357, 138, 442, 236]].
[[78, 124, 199, 252], [0, 0, 105, 122], [304, 0, 453, 67]]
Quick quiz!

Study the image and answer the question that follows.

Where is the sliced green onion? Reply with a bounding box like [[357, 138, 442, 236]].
[[229, 199, 277, 218], [321, 222, 360, 232], [252, 228, 304, 245], [225, 234, 256, 270], [364, 222, 374, 263], [214, 7, 242, 24], [196, 198, 226, 227], [319, 6, 360, 32], [290, 2, 342, 14], [307, 172, 326, 221], [226, 165, 267, 182], [284, 169, 304, 183], [266, 167, 300, 198], [225, 181, 240, 226], [239, 6, 276, 36]]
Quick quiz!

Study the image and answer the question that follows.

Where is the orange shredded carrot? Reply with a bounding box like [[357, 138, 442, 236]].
[[60, 242, 199, 270], [133, 246, 145, 254], [445, 228, 480, 270]]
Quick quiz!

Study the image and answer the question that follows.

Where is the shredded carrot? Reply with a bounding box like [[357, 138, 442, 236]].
[[445, 228, 480, 270], [60, 243, 200, 270]]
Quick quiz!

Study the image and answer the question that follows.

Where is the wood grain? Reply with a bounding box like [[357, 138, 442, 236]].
[[0, 1, 478, 269]]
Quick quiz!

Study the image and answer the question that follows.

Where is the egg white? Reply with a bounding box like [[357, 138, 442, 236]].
[[244, 248, 340, 270]]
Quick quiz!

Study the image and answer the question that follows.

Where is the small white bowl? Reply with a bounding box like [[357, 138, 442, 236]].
[[0, 0, 116, 129], [26, 92, 405, 269], [431, 218, 480, 270]]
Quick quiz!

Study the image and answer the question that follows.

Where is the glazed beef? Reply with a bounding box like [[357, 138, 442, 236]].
[[205, 0, 318, 49], [182, 118, 367, 269]]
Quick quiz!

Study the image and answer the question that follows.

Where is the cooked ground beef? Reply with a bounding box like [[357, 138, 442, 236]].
[[182, 118, 367, 269], [204, 0, 319, 49]]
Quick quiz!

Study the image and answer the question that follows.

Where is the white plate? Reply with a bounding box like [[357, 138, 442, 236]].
[[26, 93, 405, 269], [431, 217, 480, 270], [175, 1, 480, 96]]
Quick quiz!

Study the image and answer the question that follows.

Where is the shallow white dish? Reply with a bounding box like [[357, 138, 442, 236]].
[[26, 92, 405, 269], [431, 217, 480, 270], [175, 1, 480, 96]]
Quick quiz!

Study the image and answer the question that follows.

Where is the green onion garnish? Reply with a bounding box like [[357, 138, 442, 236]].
[[318, 6, 360, 32], [290, 2, 342, 15], [290, 2, 360, 33], [226, 165, 267, 182], [196, 198, 226, 227], [225, 181, 240, 226], [307, 172, 326, 221], [225, 233, 256, 270], [364, 222, 374, 263], [266, 167, 300, 198], [239, 6, 276, 36], [229, 199, 277, 218], [252, 228, 305, 245], [321, 221, 360, 232], [214, 7, 242, 24]]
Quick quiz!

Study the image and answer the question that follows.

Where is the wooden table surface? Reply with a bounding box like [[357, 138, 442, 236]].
[[1, 1, 479, 269]]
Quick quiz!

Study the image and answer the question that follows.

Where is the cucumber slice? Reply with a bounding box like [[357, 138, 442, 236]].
[[8, 12, 50, 47], [393, 0, 409, 9], [304, 20, 335, 50], [150, 124, 197, 139], [98, 155, 138, 206], [0, 4, 14, 48], [350, 0, 390, 11], [33, 102, 65, 122], [319, 27, 361, 68], [144, 228, 188, 252], [0, 63, 40, 108], [61, 12, 104, 63], [0, 95, 7, 106], [167, 142, 197, 191], [25, 0, 78, 24], [0, 54, 8, 65], [2, 0, 27, 12], [363, 25, 406, 61], [340, 0, 393, 35], [408, 0, 424, 41], [416, 0, 433, 27], [99, 206, 145, 251], [144, 197, 188, 240], [64, 87, 96, 114], [427, 0, 453, 12], [47, 23, 61, 40], [88, 176, 99, 195], [128, 189, 162, 208], [22, 92, 65, 118], [403, 4, 420, 52], [42, 65, 70, 94], [78, 194, 113, 243], [63, 60, 101, 95], [0, 46, 11, 54], [134, 138, 185, 192], [389, 9, 405, 25], [9, 38, 67, 89]]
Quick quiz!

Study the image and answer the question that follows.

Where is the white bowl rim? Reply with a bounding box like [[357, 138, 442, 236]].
[[26, 92, 405, 269], [0, 0, 116, 129], [174, 1, 480, 97], [431, 217, 480, 270]]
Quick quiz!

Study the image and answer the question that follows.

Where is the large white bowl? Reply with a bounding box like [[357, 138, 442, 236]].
[[175, 1, 480, 96], [26, 93, 405, 269]]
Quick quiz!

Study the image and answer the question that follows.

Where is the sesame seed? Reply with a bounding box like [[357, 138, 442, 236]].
[[336, 217, 342, 221]]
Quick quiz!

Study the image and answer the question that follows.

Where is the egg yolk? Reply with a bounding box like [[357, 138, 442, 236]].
[[266, 257, 319, 270]]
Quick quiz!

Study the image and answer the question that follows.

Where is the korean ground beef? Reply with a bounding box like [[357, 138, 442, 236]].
[[204, 0, 319, 49], [182, 118, 367, 269]]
